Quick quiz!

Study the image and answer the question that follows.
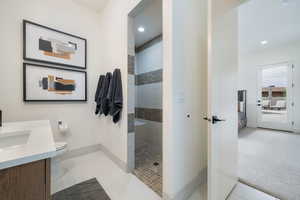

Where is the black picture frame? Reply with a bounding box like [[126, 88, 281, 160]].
[[23, 20, 87, 69], [23, 63, 87, 102]]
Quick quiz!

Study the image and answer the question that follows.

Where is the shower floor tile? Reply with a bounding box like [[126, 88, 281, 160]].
[[133, 145, 162, 197]]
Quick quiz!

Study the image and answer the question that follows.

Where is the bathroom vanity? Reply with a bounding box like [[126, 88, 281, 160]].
[[0, 120, 56, 200]]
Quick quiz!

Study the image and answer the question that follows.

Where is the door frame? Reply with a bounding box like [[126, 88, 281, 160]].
[[256, 61, 294, 132], [127, 0, 166, 196]]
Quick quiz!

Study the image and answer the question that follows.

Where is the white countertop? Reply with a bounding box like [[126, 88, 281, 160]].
[[0, 120, 56, 170]]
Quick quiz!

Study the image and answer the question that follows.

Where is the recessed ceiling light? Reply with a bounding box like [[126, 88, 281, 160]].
[[261, 40, 268, 45], [138, 26, 145, 33]]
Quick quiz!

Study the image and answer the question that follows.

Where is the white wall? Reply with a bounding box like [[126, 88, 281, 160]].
[[239, 41, 300, 132], [96, 0, 147, 165], [163, 0, 207, 199], [0, 0, 114, 152]]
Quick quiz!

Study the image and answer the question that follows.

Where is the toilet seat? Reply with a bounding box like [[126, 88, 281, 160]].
[[55, 142, 67, 151], [52, 142, 68, 180]]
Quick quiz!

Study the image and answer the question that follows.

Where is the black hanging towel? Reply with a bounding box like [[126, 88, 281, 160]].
[[107, 69, 123, 123], [100, 72, 112, 116], [95, 75, 105, 114]]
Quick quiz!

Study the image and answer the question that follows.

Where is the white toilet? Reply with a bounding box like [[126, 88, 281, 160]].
[[52, 142, 68, 180], [55, 142, 68, 156]]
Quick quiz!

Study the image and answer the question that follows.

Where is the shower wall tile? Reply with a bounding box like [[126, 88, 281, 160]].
[[128, 55, 135, 75], [135, 82, 162, 109], [135, 34, 162, 53], [127, 75, 135, 113], [128, 113, 135, 133], [136, 41, 163, 74], [135, 108, 162, 122], [135, 69, 163, 85], [135, 119, 162, 154], [127, 132, 135, 171], [134, 40, 162, 164]]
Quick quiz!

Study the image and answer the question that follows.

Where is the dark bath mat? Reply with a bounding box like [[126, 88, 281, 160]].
[[52, 178, 111, 200]]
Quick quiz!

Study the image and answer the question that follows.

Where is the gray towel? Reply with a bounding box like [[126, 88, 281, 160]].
[[100, 72, 112, 116], [95, 75, 105, 115], [107, 69, 123, 123]]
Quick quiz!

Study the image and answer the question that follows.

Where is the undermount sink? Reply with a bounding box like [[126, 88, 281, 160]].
[[0, 130, 31, 150], [0, 120, 56, 171]]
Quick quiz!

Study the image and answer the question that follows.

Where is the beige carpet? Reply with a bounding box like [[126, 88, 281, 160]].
[[239, 128, 300, 200]]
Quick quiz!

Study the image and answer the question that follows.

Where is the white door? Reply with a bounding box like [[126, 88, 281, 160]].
[[256, 63, 293, 132], [207, 0, 240, 200]]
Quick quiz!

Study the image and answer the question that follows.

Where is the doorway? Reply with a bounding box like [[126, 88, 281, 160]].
[[237, 0, 300, 199], [127, 0, 163, 196], [257, 63, 293, 131], [208, 0, 300, 199]]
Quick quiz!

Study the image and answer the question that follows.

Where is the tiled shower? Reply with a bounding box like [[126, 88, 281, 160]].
[[128, 37, 163, 196]]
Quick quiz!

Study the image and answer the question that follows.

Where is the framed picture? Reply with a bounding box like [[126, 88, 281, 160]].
[[23, 20, 87, 69], [23, 63, 87, 102]]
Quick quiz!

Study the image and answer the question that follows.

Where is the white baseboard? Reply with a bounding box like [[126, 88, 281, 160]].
[[98, 143, 129, 172], [55, 143, 128, 172], [56, 144, 101, 161], [247, 121, 257, 128], [163, 168, 207, 200]]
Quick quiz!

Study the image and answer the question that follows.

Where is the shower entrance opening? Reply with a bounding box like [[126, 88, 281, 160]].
[[127, 0, 163, 196]]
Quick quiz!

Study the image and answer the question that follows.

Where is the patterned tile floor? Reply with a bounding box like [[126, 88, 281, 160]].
[[133, 145, 163, 197]]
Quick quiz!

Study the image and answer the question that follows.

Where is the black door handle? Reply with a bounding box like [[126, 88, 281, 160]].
[[212, 116, 226, 124], [203, 117, 211, 122]]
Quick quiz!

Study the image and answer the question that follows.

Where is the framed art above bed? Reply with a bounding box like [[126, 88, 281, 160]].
[[23, 20, 87, 69]]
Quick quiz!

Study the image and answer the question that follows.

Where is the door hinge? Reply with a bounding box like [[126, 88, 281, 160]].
[[292, 102, 295, 107], [292, 83, 295, 88], [292, 121, 295, 126], [292, 64, 295, 69]]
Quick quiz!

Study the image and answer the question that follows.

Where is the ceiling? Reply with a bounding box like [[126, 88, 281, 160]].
[[133, 0, 162, 47], [72, 0, 109, 13], [239, 0, 300, 54]]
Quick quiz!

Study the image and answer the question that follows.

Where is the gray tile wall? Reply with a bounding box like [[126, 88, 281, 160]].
[[135, 107, 163, 122], [128, 113, 135, 133], [135, 69, 163, 85], [135, 34, 162, 53], [128, 55, 135, 75], [128, 54, 135, 134]]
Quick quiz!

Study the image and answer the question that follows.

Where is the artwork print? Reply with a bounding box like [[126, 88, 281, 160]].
[[23, 20, 87, 69], [23, 63, 87, 101]]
